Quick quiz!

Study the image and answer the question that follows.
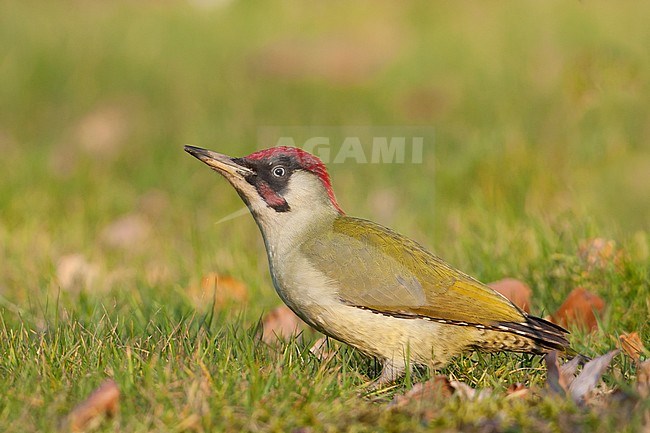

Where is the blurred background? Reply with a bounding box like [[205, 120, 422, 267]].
[[1, 0, 648, 320]]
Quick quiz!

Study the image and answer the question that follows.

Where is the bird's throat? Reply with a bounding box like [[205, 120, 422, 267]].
[[255, 181, 290, 212]]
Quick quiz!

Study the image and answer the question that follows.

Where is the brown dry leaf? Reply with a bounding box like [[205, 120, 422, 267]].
[[67, 379, 120, 432], [578, 238, 622, 272], [309, 337, 337, 361], [619, 332, 647, 363], [545, 351, 572, 395], [505, 383, 530, 400], [449, 380, 492, 401], [546, 350, 618, 404], [390, 376, 453, 408], [100, 214, 151, 250], [551, 287, 605, 331], [488, 278, 532, 313], [559, 355, 583, 382], [188, 273, 248, 310], [260, 305, 307, 345], [56, 254, 99, 292], [568, 350, 619, 404]]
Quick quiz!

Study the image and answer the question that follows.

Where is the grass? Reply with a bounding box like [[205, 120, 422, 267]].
[[1, 0, 649, 431]]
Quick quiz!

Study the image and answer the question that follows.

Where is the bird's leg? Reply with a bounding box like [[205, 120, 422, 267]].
[[369, 359, 408, 389]]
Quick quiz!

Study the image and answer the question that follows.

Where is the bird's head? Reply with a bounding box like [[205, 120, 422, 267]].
[[185, 145, 344, 233]]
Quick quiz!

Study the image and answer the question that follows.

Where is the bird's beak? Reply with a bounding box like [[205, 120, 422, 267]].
[[184, 145, 254, 178]]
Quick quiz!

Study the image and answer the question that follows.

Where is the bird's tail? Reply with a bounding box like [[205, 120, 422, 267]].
[[475, 315, 574, 355]]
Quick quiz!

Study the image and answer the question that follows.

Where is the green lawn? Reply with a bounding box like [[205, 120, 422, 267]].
[[1, 1, 649, 431]]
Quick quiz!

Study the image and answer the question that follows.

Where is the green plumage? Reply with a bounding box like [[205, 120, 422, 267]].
[[302, 215, 569, 353]]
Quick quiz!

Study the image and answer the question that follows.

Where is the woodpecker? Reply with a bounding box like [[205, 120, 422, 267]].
[[185, 145, 571, 385]]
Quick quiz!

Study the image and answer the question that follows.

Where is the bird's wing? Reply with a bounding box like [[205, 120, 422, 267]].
[[301, 216, 526, 325]]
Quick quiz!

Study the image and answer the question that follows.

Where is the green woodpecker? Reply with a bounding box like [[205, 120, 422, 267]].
[[185, 145, 571, 384]]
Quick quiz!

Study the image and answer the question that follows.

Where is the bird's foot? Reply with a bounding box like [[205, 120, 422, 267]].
[[366, 360, 407, 391]]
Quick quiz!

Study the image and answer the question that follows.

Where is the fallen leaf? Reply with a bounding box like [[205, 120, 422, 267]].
[[187, 273, 248, 310], [568, 350, 619, 404], [505, 383, 530, 399], [309, 337, 336, 361], [449, 380, 492, 401], [488, 278, 532, 313], [619, 332, 647, 363], [545, 351, 572, 395], [551, 287, 605, 331], [559, 355, 584, 382], [578, 238, 622, 272], [546, 350, 617, 404], [100, 214, 151, 250], [56, 254, 99, 292], [389, 376, 453, 407], [260, 305, 307, 345], [67, 379, 120, 432]]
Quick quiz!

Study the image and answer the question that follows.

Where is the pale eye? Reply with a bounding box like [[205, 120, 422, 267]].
[[272, 166, 286, 177]]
